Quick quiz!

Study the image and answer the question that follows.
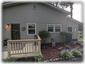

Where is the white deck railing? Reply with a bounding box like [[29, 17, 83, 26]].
[[7, 35, 42, 58]]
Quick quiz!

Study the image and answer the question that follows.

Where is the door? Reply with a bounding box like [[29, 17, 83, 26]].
[[11, 24, 20, 40]]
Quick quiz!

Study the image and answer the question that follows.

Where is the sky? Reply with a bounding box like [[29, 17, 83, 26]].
[[65, 3, 82, 22], [73, 3, 82, 22]]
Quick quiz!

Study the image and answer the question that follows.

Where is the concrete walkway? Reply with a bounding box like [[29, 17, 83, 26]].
[[2, 46, 9, 60]]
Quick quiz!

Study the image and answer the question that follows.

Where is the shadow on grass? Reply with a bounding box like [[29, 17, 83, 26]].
[[3, 57, 36, 62]]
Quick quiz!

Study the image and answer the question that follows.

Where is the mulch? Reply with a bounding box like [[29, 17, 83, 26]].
[[41, 47, 60, 60], [41, 42, 82, 60]]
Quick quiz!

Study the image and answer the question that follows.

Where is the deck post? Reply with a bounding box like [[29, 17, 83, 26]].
[[7, 41, 10, 59]]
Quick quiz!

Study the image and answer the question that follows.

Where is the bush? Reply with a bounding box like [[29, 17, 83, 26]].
[[61, 51, 73, 60], [3, 38, 8, 46], [34, 56, 44, 62], [60, 32, 72, 43], [72, 50, 82, 57], [38, 31, 50, 39], [79, 48, 83, 53]]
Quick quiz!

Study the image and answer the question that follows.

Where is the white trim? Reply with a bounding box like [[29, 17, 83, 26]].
[[27, 23, 36, 35], [47, 24, 62, 33]]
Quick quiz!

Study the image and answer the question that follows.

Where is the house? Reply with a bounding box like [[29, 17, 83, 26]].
[[2, 2, 82, 59], [3, 2, 81, 43]]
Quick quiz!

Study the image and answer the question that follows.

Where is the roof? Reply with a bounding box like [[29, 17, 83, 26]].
[[3, 2, 70, 15], [66, 16, 81, 24]]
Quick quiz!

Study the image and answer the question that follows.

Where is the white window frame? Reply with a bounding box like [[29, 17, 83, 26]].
[[54, 24, 62, 32], [27, 23, 36, 35], [67, 26, 73, 32], [47, 24, 62, 33], [47, 24, 54, 33]]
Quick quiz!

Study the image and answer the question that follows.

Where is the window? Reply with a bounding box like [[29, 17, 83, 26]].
[[68, 27, 72, 32], [27, 24, 36, 34], [55, 24, 61, 32], [47, 24, 62, 32], [47, 24, 54, 32]]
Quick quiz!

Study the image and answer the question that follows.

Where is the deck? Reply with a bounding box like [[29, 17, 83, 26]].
[[2, 35, 42, 60]]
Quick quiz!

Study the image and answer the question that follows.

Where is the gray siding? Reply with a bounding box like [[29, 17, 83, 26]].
[[3, 3, 79, 42]]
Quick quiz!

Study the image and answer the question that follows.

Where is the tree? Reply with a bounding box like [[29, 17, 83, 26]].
[[59, 2, 73, 18], [49, 2, 74, 18]]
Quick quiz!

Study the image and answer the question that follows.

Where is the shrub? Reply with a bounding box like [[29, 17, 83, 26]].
[[72, 50, 82, 57], [60, 51, 73, 60], [34, 56, 44, 62], [79, 48, 83, 53], [60, 32, 72, 43], [3, 38, 8, 46], [38, 31, 50, 39]]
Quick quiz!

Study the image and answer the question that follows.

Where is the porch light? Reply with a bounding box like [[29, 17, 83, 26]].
[[4, 24, 11, 31]]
